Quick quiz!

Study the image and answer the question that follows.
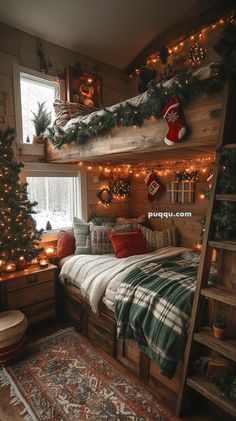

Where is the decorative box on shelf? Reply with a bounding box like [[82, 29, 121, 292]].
[[167, 180, 195, 204], [0, 264, 57, 325]]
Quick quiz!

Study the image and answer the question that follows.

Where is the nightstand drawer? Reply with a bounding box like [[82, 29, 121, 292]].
[[7, 269, 55, 292], [22, 299, 56, 325], [7, 281, 55, 309]]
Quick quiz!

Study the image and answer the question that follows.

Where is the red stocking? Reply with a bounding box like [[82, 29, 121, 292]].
[[144, 172, 163, 202], [163, 96, 186, 145]]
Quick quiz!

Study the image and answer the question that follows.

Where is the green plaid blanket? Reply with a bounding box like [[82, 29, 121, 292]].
[[115, 254, 198, 379]]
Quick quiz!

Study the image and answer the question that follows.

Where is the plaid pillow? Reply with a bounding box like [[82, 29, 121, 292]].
[[138, 225, 177, 251], [90, 226, 114, 255], [54, 100, 95, 126]]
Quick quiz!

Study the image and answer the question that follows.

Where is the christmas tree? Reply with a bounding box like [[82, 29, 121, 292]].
[[0, 127, 42, 267]]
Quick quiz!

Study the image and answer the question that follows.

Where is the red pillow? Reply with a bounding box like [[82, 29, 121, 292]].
[[108, 229, 149, 258], [57, 229, 75, 259]]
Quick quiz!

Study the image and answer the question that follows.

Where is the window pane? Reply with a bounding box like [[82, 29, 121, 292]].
[[20, 75, 57, 143], [27, 176, 79, 230]]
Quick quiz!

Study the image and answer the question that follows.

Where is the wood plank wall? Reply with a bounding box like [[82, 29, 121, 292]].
[[129, 171, 210, 248], [87, 169, 130, 219]]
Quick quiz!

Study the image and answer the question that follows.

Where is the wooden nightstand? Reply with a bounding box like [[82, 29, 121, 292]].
[[0, 264, 57, 325]]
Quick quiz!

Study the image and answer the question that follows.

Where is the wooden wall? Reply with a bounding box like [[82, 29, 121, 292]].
[[87, 168, 130, 219], [0, 22, 131, 163], [129, 171, 210, 248]]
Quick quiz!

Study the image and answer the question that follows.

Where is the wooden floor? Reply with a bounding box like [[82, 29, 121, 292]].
[[0, 319, 234, 421]]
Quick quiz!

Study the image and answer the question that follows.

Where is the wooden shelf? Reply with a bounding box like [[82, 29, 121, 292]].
[[208, 241, 236, 252], [194, 327, 236, 362], [216, 194, 236, 202], [187, 376, 236, 418], [201, 285, 236, 307], [223, 144, 236, 149]]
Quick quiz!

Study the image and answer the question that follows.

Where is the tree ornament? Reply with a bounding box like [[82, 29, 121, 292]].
[[187, 43, 206, 65], [144, 172, 164, 202], [162, 96, 186, 145]]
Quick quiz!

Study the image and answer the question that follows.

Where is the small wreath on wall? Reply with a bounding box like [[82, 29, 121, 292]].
[[97, 188, 113, 207]]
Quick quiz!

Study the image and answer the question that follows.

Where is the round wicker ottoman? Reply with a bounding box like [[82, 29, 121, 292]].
[[0, 310, 28, 365]]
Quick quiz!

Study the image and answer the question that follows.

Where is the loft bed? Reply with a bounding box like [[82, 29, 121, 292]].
[[46, 63, 226, 164], [52, 67, 233, 412]]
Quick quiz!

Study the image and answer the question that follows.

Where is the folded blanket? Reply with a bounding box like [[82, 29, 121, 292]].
[[60, 246, 189, 313]]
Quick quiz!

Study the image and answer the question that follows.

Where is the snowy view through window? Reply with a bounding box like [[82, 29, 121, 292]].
[[20, 74, 57, 143], [27, 177, 79, 230]]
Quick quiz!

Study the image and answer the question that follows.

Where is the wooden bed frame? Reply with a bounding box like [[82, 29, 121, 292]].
[[59, 281, 182, 409], [53, 83, 235, 415], [46, 90, 226, 164]]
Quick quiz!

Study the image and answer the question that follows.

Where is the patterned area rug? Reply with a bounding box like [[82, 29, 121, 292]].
[[0, 328, 179, 421]]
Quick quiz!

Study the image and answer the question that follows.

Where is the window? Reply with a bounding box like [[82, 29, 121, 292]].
[[20, 73, 59, 143], [26, 174, 82, 231]]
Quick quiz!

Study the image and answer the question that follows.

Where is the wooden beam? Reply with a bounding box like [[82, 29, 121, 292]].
[[126, 0, 235, 74]]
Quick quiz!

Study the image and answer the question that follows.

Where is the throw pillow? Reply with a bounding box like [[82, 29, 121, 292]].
[[116, 214, 147, 224], [88, 214, 116, 226], [57, 229, 75, 259], [111, 222, 138, 232], [90, 226, 114, 255], [138, 225, 177, 251], [73, 217, 91, 255], [108, 230, 149, 258], [54, 100, 95, 127]]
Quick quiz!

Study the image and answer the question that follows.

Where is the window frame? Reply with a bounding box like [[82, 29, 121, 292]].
[[21, 163, 88, 241], [13, 64, 63, 156]]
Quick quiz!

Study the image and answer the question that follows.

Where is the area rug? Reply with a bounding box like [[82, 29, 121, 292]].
[[0, 327, 179, 421]]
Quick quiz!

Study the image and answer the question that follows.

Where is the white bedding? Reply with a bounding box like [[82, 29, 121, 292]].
[[64, 63, 214, 131], [60, 246, 189, 313]]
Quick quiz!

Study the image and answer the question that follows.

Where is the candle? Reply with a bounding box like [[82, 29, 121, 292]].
[[17, 256, 27, 269], [45, 246, 55, 257], [31, 257, 39, 265], [5, 262, 16, 272], [0, 259, 6, 272], [39, 258, 49, 268]]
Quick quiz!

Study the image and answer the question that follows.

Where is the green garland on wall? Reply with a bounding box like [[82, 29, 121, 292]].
[[47, 67, 223, 149]]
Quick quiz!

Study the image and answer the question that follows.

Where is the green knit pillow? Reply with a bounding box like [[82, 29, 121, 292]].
[[73, 217, 91, 255]]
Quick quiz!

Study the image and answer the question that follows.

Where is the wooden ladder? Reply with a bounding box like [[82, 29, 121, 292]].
[[176, 79, 236, 420]]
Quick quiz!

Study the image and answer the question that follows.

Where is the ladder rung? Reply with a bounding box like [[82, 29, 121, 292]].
[[208, 240, 236, 252], [194, 328, 236, 362], [216, 194, 236, 202], [187, 376, 236, 418], [223, 143, 236, 149], [201, 285, 236, 306]]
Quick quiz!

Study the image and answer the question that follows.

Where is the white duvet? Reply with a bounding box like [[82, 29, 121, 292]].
[[60, 246, 189, 313]]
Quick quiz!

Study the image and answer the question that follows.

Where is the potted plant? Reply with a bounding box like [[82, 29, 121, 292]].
[[31, 101, 51, 144], [213, 312, 227, 340]]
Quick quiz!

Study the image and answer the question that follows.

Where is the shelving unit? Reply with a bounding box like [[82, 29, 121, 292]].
[[176, 80, 236, 419]]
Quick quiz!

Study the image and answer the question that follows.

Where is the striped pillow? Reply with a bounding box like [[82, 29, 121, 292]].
[[138, 225, 177, 251]]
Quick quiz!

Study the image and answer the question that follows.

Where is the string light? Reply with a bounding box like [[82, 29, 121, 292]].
[[130, 13, 234, 77]]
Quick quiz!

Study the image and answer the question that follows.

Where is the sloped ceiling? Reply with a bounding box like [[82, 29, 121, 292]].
[[0, 0, 217, 68]]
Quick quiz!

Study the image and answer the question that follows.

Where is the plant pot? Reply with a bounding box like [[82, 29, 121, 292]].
[[33, 135, 44, 145], [213, 325, 226, 340]]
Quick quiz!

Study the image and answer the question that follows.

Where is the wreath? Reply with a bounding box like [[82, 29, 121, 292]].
[[97, 188, 113, 206]]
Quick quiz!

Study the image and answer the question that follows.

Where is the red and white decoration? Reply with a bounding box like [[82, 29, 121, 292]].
[[144, 172, 164, 202], [162, 96, 186, 145]]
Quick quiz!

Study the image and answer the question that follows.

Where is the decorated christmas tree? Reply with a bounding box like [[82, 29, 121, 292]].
[[0, 127, 42, 269]]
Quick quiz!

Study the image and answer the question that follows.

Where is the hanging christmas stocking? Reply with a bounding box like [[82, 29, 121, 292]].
[[144, 172, 163, 202], [162, 96, 186, 145]]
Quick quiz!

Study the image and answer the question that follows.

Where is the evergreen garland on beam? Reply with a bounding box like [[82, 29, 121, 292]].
[[47, 67, 224, 149]]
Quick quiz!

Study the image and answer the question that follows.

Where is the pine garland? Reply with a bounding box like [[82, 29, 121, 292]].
[[0, 128, 43, 262], [213, 201, 236, 240], [47, 68, 223, 149]]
